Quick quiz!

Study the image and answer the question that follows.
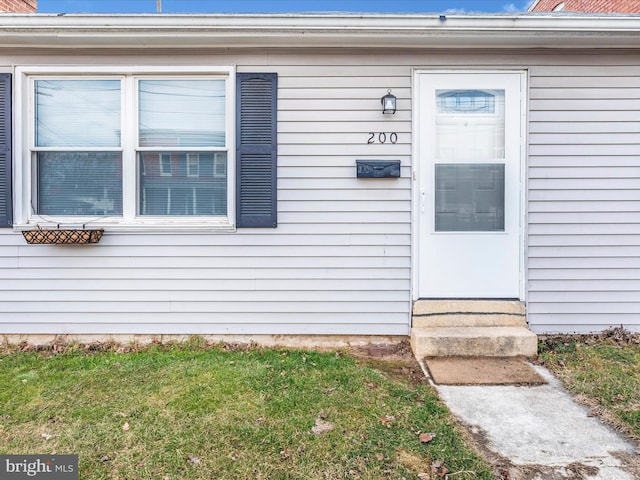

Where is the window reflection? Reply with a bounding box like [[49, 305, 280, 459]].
[[35, 79, 121, 148], [138, 79, 225, 147], [139, 152, 227, 216]]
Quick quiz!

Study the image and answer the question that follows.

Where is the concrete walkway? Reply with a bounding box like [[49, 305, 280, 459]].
[[423, 363, 639, 479]]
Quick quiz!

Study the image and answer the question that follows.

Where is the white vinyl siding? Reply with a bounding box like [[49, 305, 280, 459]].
[[528, 62, 640, 334], [0, 53, 412, 336], [2, 49, 640, 336]]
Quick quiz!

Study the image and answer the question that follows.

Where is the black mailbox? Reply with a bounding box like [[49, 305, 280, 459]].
[[356, 160, 401, 178]]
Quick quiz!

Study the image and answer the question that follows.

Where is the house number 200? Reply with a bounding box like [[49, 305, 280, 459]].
[[367, 132, 398, 144]]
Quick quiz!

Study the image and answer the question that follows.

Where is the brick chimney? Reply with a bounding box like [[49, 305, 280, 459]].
[[0, 0, 37, 13]]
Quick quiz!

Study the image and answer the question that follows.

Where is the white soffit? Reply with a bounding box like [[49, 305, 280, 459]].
[[0, 14, 638, 49]]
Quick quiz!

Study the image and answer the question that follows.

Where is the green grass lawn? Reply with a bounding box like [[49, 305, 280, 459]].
[[539, 330, 640, 440], [0, 340, 493, 480]]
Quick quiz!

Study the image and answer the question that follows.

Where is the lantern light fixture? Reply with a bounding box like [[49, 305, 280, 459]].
[[381, 89, 397, 115]]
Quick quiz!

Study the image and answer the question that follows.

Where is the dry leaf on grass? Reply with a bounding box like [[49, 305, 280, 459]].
[[311, 418, 334, 435], [380, 415, 396, 427], [280, 448, 291, 459], [122, 422, 130, 432], [419, 432, 436, 443], [431, 460, 449, 477]]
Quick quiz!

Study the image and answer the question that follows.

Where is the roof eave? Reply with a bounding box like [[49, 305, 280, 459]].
[[0, 13, 638, 49]]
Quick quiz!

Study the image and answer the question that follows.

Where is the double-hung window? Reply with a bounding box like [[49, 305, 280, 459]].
[[19, 66, 234, 228]]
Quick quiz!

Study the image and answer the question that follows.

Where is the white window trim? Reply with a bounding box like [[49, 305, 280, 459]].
[[159, 153, 172, 176], [186, 153, 200, 178], [14, 65, 237, 232]]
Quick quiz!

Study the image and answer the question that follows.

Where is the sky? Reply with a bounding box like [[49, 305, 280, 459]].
[[36, 0, 535, 14]]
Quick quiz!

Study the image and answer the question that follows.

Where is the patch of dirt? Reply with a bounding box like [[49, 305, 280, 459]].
[[494, 461, 599, 480], [358, 338, 415, 361], [349, 339, 431, 386], [539, 326, 640, 353]]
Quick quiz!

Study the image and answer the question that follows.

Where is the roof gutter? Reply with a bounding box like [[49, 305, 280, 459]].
[[0, 13, 638, 49]]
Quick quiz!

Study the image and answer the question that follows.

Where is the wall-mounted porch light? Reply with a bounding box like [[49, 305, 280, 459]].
[[381, 89, 397, 114]]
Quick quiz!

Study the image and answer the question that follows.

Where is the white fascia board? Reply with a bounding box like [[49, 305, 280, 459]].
[[0, 13, 639, 49]]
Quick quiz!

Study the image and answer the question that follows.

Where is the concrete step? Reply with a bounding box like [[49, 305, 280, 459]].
[[413, 314, 527, 328], [413, 300, 525, 315], [410, 326, 538, 358], [412, 300, 527, 328]]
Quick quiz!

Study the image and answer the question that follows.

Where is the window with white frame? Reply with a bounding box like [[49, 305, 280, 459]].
[[22, 68, 232, 225]]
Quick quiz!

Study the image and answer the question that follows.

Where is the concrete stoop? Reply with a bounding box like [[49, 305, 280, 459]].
[[410, 300, 538, 358]]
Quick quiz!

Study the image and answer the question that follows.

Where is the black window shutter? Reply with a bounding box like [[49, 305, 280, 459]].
[[0, 73, 11, 228], [236, 72, 277, 228]]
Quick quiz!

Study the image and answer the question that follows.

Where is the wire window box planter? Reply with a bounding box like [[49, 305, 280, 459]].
[[22, 227, 104, 245]]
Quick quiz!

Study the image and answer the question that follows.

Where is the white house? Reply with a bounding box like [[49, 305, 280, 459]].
[[1, 12, 639, 353]]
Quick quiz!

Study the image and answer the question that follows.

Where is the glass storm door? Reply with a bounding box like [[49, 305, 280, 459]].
[[417, 72, 524, 298]]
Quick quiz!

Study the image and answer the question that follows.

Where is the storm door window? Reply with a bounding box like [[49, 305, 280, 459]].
[[434, 88, 506, 232], [34, 79, 123, 216], [138, 79, 227, 216]]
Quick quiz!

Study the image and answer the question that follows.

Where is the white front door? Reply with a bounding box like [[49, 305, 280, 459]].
[[416, 71, 525, 298]]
